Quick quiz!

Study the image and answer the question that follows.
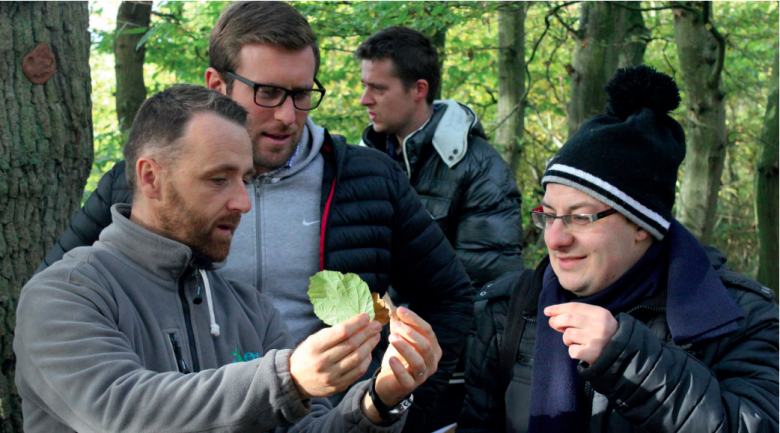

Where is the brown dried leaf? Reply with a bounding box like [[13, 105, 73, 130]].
[[372, 293, 391, 326]]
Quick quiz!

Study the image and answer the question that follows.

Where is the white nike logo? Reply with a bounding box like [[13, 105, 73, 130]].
[[303, 220, 320, 226]]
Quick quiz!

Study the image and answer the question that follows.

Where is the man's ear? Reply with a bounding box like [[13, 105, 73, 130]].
[[635, 225, 651, 243], [411, 79, 430, 103], [136, 157, 163, 200], [205, 67, 228, 95]]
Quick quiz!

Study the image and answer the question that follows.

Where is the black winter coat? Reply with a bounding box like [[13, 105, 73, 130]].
[[362, 102, 524, 290], [458, 249, 779, 433], [38, 132, 475, 431]]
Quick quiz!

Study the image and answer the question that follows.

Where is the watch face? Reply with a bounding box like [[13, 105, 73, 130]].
[[388, 394, 414, 416]]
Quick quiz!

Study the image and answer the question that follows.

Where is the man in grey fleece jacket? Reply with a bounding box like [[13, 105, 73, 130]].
[[14, 85, 441, 432]]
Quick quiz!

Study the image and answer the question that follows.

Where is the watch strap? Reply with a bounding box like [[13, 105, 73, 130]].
[[368, 368, 414, 421]]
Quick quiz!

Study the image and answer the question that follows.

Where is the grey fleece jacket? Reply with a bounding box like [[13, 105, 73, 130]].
[[221, 117, 325, 346], [14, 204, 405, 433]]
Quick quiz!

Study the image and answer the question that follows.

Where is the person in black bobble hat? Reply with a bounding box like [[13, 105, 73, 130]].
[[458, 65, 779, 433]]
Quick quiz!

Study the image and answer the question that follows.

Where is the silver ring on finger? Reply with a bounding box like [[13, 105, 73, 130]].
[[416, 366, 427, 377]]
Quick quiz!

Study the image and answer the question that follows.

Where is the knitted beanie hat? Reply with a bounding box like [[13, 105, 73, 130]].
[[542, 65, 685, 240]]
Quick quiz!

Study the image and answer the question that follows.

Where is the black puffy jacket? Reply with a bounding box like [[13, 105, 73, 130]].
[[459, 249, 779, 433], [38, 131, 474, 431], [362, 100, 524, 290]]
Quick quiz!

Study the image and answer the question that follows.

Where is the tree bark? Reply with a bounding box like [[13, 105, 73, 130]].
[[115, 1, 151, 134], [431, 27, 446, 101], [755, 48, 778, 294], [0, 2, 93, 431], [495, 2, 526, 183], [566, 1, 648, 138], [673, 1, 727, 244]]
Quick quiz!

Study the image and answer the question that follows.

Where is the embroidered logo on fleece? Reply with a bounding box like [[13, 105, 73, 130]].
[[232, 347, 261, 363]]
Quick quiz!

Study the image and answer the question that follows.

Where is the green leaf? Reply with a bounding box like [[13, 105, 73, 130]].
[[308, 270, 375, 326]]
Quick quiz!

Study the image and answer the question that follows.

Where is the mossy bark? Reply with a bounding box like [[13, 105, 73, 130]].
[[567, 2, 648, 138], [495, 2, 526, 183], [673, 2, 727, 244], [0, 3, 92, 430], [114, 1, 151, 134], [755, 48, 778, 294]]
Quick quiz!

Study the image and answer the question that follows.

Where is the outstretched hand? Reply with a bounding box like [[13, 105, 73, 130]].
[[290, 313, 382, 399], [361, 306, 441, 424], [545, 303, 618, 365]]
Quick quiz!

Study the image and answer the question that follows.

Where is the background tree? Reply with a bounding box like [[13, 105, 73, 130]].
[[673, 1, 728, 244], [495, 2, 526, 179], [565, 1, 648, 137], [0, 3, 92, 431], [755, 47, 778, 295], [114, 1, 152, 133]]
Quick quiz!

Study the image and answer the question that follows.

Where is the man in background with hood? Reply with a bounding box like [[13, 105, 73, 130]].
[[356, 26, 525, 431]]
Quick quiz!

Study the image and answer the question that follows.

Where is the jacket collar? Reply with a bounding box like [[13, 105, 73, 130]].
[[99, 204, 224, 282], [361, 100, 484, 178]]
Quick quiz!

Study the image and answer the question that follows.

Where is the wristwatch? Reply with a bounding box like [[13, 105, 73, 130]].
[[368, 368, 414, 422]]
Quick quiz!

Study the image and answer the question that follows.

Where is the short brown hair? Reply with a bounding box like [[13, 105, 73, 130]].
[[209, 1, 320, 93], [123, 84, 248, 195], [356, 27, 440, 105]]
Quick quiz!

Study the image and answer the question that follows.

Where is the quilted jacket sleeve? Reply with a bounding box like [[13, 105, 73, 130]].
[[580, 290, 779, 433], [457, 293, 508, 433], [454, 140, 524, 289], [388, 162, 475, 428], [36, 160, 131, 273]]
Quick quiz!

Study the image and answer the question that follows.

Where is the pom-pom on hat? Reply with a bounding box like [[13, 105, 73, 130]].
[[542, 65, 686, 240]]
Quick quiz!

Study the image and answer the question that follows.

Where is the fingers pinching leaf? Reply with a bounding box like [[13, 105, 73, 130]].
[[308, 270, 375, 325], [372, 293, 391, 326]]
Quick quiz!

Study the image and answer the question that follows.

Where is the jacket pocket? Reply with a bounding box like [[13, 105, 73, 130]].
[[166, 331, 190, 373], [419, 196, 453, 237]]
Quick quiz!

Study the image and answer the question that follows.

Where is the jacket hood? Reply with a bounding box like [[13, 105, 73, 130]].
[[361, 99, 485, 171], [428, 99, 482, 168], [101, 204, 225, 282]]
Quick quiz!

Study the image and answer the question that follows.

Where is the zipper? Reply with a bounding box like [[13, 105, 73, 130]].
[[178, 270, 200, 372], [584, 380, 594, 431], [254, 178, 263, 289], [626, 305, 666, 315], [168, 333, 190, 374]]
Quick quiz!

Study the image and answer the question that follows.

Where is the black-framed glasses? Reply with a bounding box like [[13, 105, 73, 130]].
[[530, 206, 618, 232], [225, 71, 326, 111]]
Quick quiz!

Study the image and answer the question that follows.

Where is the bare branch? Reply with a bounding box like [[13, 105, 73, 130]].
[[613, 2, 700, 14]]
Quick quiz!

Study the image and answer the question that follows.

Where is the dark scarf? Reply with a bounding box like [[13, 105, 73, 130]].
[[528, 219, 743, 433]]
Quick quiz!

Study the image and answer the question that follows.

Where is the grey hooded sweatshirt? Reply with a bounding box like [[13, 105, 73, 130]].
[[221, 117, 326, 346], [14, 204, 405, 433]]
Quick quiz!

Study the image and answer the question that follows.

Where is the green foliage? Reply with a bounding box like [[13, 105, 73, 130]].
[[87, 1, 777, 277], [308, 270, 375, 325]]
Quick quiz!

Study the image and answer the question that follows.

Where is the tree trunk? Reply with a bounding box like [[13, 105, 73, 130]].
[[673, 2, 727, 244], [432, 27, 446, 101], [115, 1, 151, 133], [0, 2, 93, 431], [755, 48, 778, 294], [495, 2, 526, 183], [567, 1, 648, 138]]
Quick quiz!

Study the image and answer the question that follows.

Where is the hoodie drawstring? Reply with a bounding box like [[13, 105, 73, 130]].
[[199, 269, 220, 337]]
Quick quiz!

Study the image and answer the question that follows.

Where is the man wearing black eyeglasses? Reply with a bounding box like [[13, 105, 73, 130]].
[[36, 2, 473, 431], [459, 66, 778, 433]]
